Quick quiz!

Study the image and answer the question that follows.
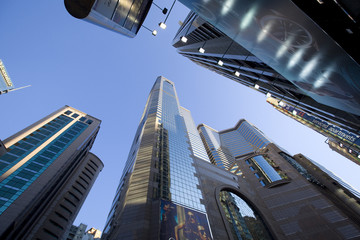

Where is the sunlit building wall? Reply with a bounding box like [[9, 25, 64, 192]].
[[102, 76, 211, 239], [0, 106, 103, 240]]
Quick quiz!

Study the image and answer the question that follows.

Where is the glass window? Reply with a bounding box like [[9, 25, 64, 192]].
[[219, 191, 273, 240], [79, 117, 86, 122], [86, 120, 93, 125], [72, 113, 79, 118], [64, 110, 72, 115], [249, 155, 288, 186]]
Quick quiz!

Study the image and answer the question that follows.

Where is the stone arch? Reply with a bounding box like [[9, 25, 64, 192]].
[[214, 185, 275, 240]]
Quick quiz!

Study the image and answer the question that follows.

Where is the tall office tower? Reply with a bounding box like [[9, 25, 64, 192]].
[[0, 106, 103, 240], [267, 97, 360, 165], [102, 76, 212, 239], [64, 0, 153, 37], [103, 76, 360, 239], [173, 11, 360, 165]]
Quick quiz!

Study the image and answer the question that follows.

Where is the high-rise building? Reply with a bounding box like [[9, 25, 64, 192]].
[[172, 11, 360, 165], [267, 97, 360, 165], [64, 0, 153, 38], [0, 106, 103, 240], [102, 76, 211, 239], [103, 76, 360, 240]]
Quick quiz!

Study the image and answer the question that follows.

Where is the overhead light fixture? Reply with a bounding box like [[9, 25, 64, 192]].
[[339, 143, 343, 148], [181, 36, 188, 43], [266, 92, 271, 98], [358, 154, 360, 158], [234, 71, 240, 77], [349, 149, 352, 153], [279, 101, 285, 106], [254, 84, 260, 89], [159, 22, 167, 29], [198, 47, 205, 53], [292, 110, 297, 115], [152, 30, 158, 36], [217, 60, 224, 66]]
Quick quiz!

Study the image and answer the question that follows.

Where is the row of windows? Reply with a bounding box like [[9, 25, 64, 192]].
[[0, 115, 73, 176], [0, 121, 88, 214]]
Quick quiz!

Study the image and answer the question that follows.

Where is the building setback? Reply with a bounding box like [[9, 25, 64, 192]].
[[0, 106, 103, 240], [172, 11, 360, 165], [102, 76, 360, 240]]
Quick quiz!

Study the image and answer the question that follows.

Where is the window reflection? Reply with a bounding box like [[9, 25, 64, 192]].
[[219, 191, 273, 240]]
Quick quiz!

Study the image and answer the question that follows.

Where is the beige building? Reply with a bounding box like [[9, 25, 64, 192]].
[[0, 106, 103, 240]]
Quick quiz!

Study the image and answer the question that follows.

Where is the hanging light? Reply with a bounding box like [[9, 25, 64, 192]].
[[292, 110, 297, 115], [198, 47, 205, 53], [217, 60, 224, 66], [266, 92, 271, 98], [234, 71, 240, 77], [159, 22, 167, 29], [142, 25, 157, 36], [181, 36, 188, 43], [158, 0, 176, 30], [254, 84, 260, 89]]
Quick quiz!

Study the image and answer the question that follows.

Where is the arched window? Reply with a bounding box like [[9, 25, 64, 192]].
[[219, 190, 273, 240]]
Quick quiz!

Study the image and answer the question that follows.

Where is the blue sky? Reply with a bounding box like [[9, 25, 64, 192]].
[[1, 0, 360, 232]]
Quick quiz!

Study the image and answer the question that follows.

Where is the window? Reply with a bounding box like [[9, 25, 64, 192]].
[[64, 110, 72, 115], [219, 190, 272, 240], [248, 155, 288, 186], [71, 113, 79, 118]]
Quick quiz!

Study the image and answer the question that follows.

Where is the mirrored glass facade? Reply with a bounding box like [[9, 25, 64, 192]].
[[219, 190, 272, 240], [102, 77, 208, 239], [198, 120, 271, 176], [65, 0, 153, 37]]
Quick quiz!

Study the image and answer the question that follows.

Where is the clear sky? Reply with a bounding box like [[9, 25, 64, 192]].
[[1, 0, 360, 232]]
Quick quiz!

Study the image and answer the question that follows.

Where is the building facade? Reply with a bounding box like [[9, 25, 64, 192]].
[[173, 11, 360, 165], [64, 0, 153, 37], [267, 97, 360, 165], [103, 76, 360, 240], [102, 76, 211, 239], [0, 106, 103, 240]]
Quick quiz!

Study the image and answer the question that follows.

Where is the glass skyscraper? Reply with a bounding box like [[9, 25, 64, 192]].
[[103, 76, 360, 240], [0, 106, 103, 240], [102, 76, 211, 239], [173, 11, 360, 166]]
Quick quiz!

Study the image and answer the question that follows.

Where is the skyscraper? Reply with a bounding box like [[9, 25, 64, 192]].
[[0, 106, 103, 240], [173, 12, 360, 165], [267, 97, 360, 165], [103, 76, 360, 239], [102, 76, 211, 239]]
